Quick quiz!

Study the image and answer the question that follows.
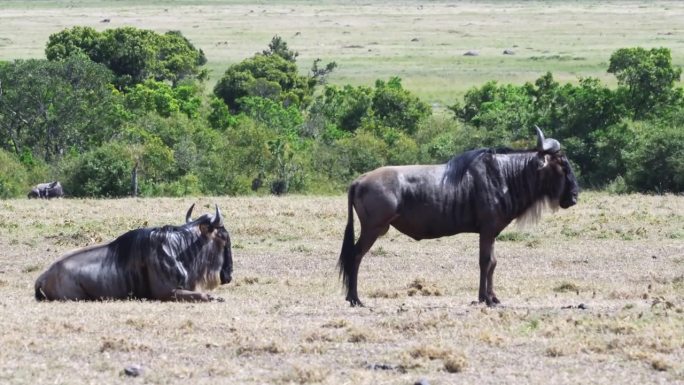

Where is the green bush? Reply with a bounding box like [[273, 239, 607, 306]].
[[0, 149, 50, 198], [624, 122, 684, 193], [0, 149, 30, 198], [61, 142, 134, 197]]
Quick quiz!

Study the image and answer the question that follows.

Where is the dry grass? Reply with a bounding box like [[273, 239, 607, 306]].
[[0, 192, 682, 384]]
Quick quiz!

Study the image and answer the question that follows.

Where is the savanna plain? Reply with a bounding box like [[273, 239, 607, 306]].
[[0, 194, 682, 384], [1, 1, 684, 384], [2, 0, 684, 103]]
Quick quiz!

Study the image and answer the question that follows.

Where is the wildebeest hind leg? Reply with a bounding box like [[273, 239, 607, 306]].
[[347, 225, 388, 307]]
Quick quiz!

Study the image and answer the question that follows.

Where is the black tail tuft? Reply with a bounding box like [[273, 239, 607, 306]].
[[338, 183, 357, 291]]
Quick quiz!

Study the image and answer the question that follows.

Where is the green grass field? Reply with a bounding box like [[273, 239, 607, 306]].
[[2, 0, 683, 105]]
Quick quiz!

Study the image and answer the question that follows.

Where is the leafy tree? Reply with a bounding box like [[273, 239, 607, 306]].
[[307, 78, 429, 142], [310, 58, 338, 86], [157, 30, 208, 84], [333, 130, 388, 179], [262, 35, 298, 62], [314, 84, 373, 133], [214, 36, 337, 116], [239, 96, 303, 136], [208, 96, 237, 130], [46, 27, 206, 88], [214, 52, 311, 113], [529, 75, 624, 186], [44, 26, 100, 60], [608, 47, 682, 120], [0, 57, 121, 161], [124, 80, 202, 118], [372, 77, 431, 135], [451, 73, 625, 186], [450, 80, 535, 143], [197, 119, 275, 195]]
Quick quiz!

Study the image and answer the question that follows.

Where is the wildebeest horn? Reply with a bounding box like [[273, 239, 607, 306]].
[[212, 204, 223, 227], [535, 125, 561, 153], [185, 203, 195, 223]]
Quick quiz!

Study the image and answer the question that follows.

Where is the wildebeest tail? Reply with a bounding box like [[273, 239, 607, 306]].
[[338, 182, 357, 290]]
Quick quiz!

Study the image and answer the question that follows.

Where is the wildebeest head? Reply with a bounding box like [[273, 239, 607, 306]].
[[534, 126, 579, 209], [186, 203, 233, 284]]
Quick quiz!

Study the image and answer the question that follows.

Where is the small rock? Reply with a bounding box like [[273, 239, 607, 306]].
[[503, 49, 515, 55], [123, 364, 143, 377], [463, 50, 479, 56], [414, 378, 430, 385], [578, 303, 588, 310]]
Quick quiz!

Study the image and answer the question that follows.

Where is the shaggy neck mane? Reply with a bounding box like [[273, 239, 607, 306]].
[[445, 147, 557, 227], [108, 218, 222, 292], [493, 150, 558, 227]]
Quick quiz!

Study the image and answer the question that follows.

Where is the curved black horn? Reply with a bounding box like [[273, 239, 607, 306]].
[[535, 125, 561, 153], [212, 204, 223, 227], [185, 203, 195, 223], [535, 125, 545, 150]]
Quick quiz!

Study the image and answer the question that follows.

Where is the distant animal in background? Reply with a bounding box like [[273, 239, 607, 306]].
[[35, 204, 233, 302], [338, 127, 579, 307], [27, 181, 64, 199]]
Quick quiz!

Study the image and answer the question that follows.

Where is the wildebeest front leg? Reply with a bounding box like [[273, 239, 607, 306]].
[[169, 289, 224, 302], [478, 234, 499, 306]]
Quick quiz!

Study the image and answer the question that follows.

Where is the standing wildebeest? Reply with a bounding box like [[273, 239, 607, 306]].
[[35, 204, 233, 302], [27, 181, 64, 199], [339, 127, 579, 306]]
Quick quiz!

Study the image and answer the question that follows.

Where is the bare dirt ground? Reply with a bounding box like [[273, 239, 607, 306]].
[[0, 192, 682, 384]]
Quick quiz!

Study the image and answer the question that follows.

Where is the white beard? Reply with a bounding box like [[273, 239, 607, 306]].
[[515, 197, 560, 228]]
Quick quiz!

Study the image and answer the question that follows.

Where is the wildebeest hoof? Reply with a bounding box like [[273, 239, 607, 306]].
[[209, 295, 225, 302], [485, 299, 500, 307], [348, 298, 365, 307]]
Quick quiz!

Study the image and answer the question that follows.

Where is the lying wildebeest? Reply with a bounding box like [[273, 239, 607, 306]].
[[27, 181, 64, 199], [339, 127, 579, 306], [35, 204, 233, 302]]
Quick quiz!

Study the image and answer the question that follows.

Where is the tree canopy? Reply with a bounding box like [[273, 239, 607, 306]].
[[0, 56, 121, 161], [46, 26, 207, 88]]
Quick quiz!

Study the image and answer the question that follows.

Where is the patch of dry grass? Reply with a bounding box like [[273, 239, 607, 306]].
[[407, 278, 443, 297], [0, 192, 682, 384]]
